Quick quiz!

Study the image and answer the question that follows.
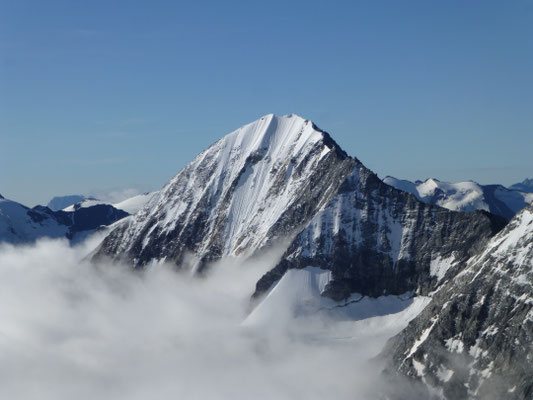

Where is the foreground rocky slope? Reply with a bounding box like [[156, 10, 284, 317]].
[[383, 204, 533, 400]]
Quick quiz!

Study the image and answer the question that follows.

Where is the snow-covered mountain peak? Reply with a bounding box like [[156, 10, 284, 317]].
[[95, 114, 355, 267], [212, 113, 334, 164], [417, 178, 440, 192]]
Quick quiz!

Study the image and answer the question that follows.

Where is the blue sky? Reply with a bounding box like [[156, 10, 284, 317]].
[[1, 0, 532, 206]]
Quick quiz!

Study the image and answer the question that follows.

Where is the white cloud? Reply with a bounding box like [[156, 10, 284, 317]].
[[0, 237, 423, 400], [88, 188, 146, 203]]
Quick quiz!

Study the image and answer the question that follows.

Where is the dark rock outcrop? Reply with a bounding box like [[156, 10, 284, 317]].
[[255, 165, 505, 301], [381, 204, 533, 400]]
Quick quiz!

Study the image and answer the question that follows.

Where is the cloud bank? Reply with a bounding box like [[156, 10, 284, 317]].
[[0, 237, 423, 400], [88, 187, 147, 203]]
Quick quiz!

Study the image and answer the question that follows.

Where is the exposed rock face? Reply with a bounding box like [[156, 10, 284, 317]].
[[382, 204, 533, 400], [93, 114, 355, 269], [255, 167, 505, 301], [60, 205, 129, 239]]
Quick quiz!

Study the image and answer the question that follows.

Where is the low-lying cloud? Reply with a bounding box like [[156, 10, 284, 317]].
[[88, 187, 147, 203], [0, 237, 419, 399]]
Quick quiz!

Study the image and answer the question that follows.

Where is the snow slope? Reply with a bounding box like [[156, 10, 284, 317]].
[[63, 199, 104, 212], [245, 266, 430, 359], [384, 176, 533, 220], [47, 194, 87, 211], [63, 192, 158, 214], [113, 192, 158, 214], [0, 195, 130, 245], [0, 197, 68, 243]]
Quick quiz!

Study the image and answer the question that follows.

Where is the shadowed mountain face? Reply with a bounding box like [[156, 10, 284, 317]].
[[382, 204, 533, 400], [509, 178, 533, 193], [93, 114, 505, 301]]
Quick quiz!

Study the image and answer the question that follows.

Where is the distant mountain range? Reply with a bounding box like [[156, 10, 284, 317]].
[[0, 192, 156, 244], [383, 176, 533, 221], [47, 194, 90, 211], [509, 178, 533, 193]]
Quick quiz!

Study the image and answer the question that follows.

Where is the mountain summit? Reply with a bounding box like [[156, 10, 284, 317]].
[[94, 114, 355, 269], [94, 114, 504, 301]]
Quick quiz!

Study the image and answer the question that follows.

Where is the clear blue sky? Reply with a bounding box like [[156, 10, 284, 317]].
[[1, 0, 532, 206]]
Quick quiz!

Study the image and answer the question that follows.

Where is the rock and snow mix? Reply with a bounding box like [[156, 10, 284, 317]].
[[384, 176, 533, 220], [385, 204, 533, 400]]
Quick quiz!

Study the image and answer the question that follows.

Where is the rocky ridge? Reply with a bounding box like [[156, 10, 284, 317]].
[[382, 203, 533, 399]]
